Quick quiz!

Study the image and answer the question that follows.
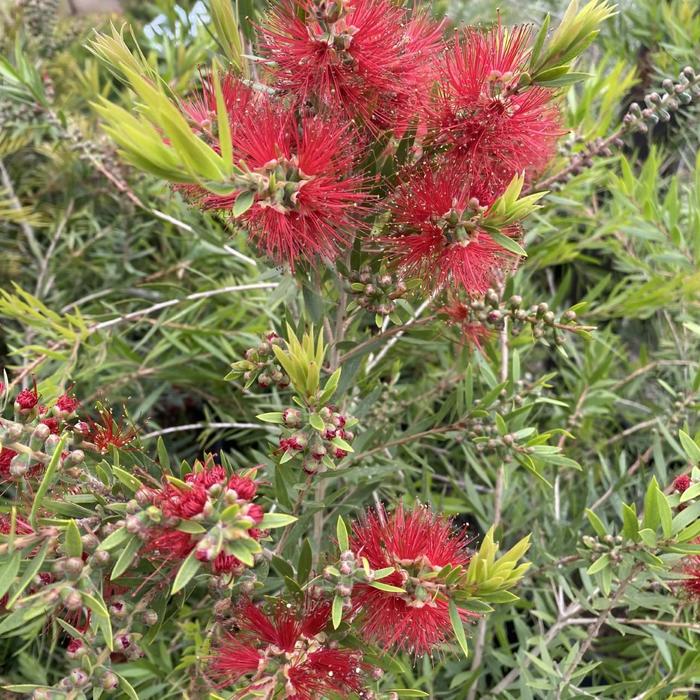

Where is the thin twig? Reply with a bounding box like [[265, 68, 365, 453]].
[[140, 422, 262, 439]]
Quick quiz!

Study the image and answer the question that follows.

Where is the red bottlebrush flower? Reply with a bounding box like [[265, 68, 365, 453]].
[[15, 386, 39, 410], [210, 599, 366, 699], [158, 482, 209, 519], [181, 89, 366, 269], [246, 503, 265, 525], [429, 25, 561, 196], [675, 537, 700, 599], [674, 474, 692, 494], [228, 475, 258, 500], [41, 417, 60, 435], [56, 393, 80, 414], [260, 0, 442, 130], [0, 513, 33, 535], [0, 447, 17, 479], [77, 409, 136, 452], [349, 504, 475, 654], [440, 298, 492, 349], [184, 465, 227, 488], [148, 528, 196, 562], [386, 165, 519, 295]]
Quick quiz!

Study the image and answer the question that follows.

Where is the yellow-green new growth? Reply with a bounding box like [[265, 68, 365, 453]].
[[464, 527, 531, 603], [272, 325, 341, 405], [528, 0, 617, 87]]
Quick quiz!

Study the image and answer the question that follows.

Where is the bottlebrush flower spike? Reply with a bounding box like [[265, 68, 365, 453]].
[[76, 408, 136, 453], [210, 598, 367, 698], [349, 503, 476, 654], [430, 24, 561, 195], [182, 89, 367, 269], [259, 0, 443, 130], [675, 537, 700, 599], [385, 165, 520, 295], [440, 298, 492, 349]]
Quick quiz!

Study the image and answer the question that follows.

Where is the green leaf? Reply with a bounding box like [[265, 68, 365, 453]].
[[30, 435, 67, 529], [256, 412, 285, 424], [309, 413, 325, 432], [110, 534, 141, 580], [336, 515, 349, 551], [112, 466, 143, 492], [587, 553, 610, 575], [680, 481, 700, 504], [331, 594, 343, 629], [116, 673, 139, 700], [156, 436, 170, 470], [82, 592, 113, 651], [64, 519, 83, 558], [98, 526, 129, 551], [171, 550, 202, 594], [585, 509, 607, 538], [369, 581, 405, 593], [259, 512, 298, 529], [656, 488, 673, 538], [7, 540, 50, 607], [641, 477, 661, 531], [638, 528, 657, 548], [449, 599, 469, 659], [233, 191, 254, 217], [297, 538, 312, 584], [0, 551, 21, 599], [228, 539, 256, 566], [679, 430, 700, 463], [621, 503, 639, 541], [486, 228, 528, 257]]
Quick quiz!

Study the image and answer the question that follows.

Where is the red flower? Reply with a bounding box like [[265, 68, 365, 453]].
[[228, 475, 258, 500], [41, 417, 60, 435], [674, 474, 692, 494], [0, 448, 17, 479], [210, 599, 366, 699], [440, 299, 492, 349], [148, 529, 197, 562], [15, 386, 39, 410], [386, 165, 519, 295], [77, 409, 136, 452], [676, 537, 700, 599], [158, 482, 209, 519], [0, 514, 33, 535], [182, 88, 366, 269], [429, 25, 561, 196], [259, 0, 442, 130], [56, 393, 80, 414], [349, 504, 475, 654], [184, 465, 227, 488], [181, 72, 254, 133]]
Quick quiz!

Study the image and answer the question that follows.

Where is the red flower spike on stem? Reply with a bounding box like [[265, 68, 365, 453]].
[[386, 165, 519, 295], [182, 90, 367, 269], [429, 24, 561, 196], [673, 474, 691, 494], [77, 408, 136, 452], [260, 0, 442, 131], [349, 503, 476, 655], [210, 599, 367, 699]]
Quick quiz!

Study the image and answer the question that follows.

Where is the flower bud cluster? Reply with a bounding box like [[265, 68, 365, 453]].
[[623, 67, 700, 134], [107, 463, 267, 577], [0, 386, 83, 481], [443, 290, 585, 346], [348, 266, 407, 319], [278, 405, 357, 473], [226, 331, 290, 390]]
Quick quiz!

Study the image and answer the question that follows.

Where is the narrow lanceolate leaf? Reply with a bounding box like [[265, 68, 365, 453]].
[[82, 592, 114, 651], [587, 553, 610, 575], [259, 512, 298, 529], [369, 581, 405, 593], [449, 599, 469, 659], [7, 540, 50, 607], [0, 551, 21, 599], [485, 228, 528, 257], [233, 191, 254, 218], [336, 515, 349, 551], [110, 534, 142, 580], [30, 436, 67, 529], [171, 550, 202, 594], [331, 594, 344, 630], [679, 430, 700, 463], [64, 519, 83, 558]]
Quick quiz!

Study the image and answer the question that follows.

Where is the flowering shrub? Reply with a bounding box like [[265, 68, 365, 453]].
[[2, 0, 700, 698]]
